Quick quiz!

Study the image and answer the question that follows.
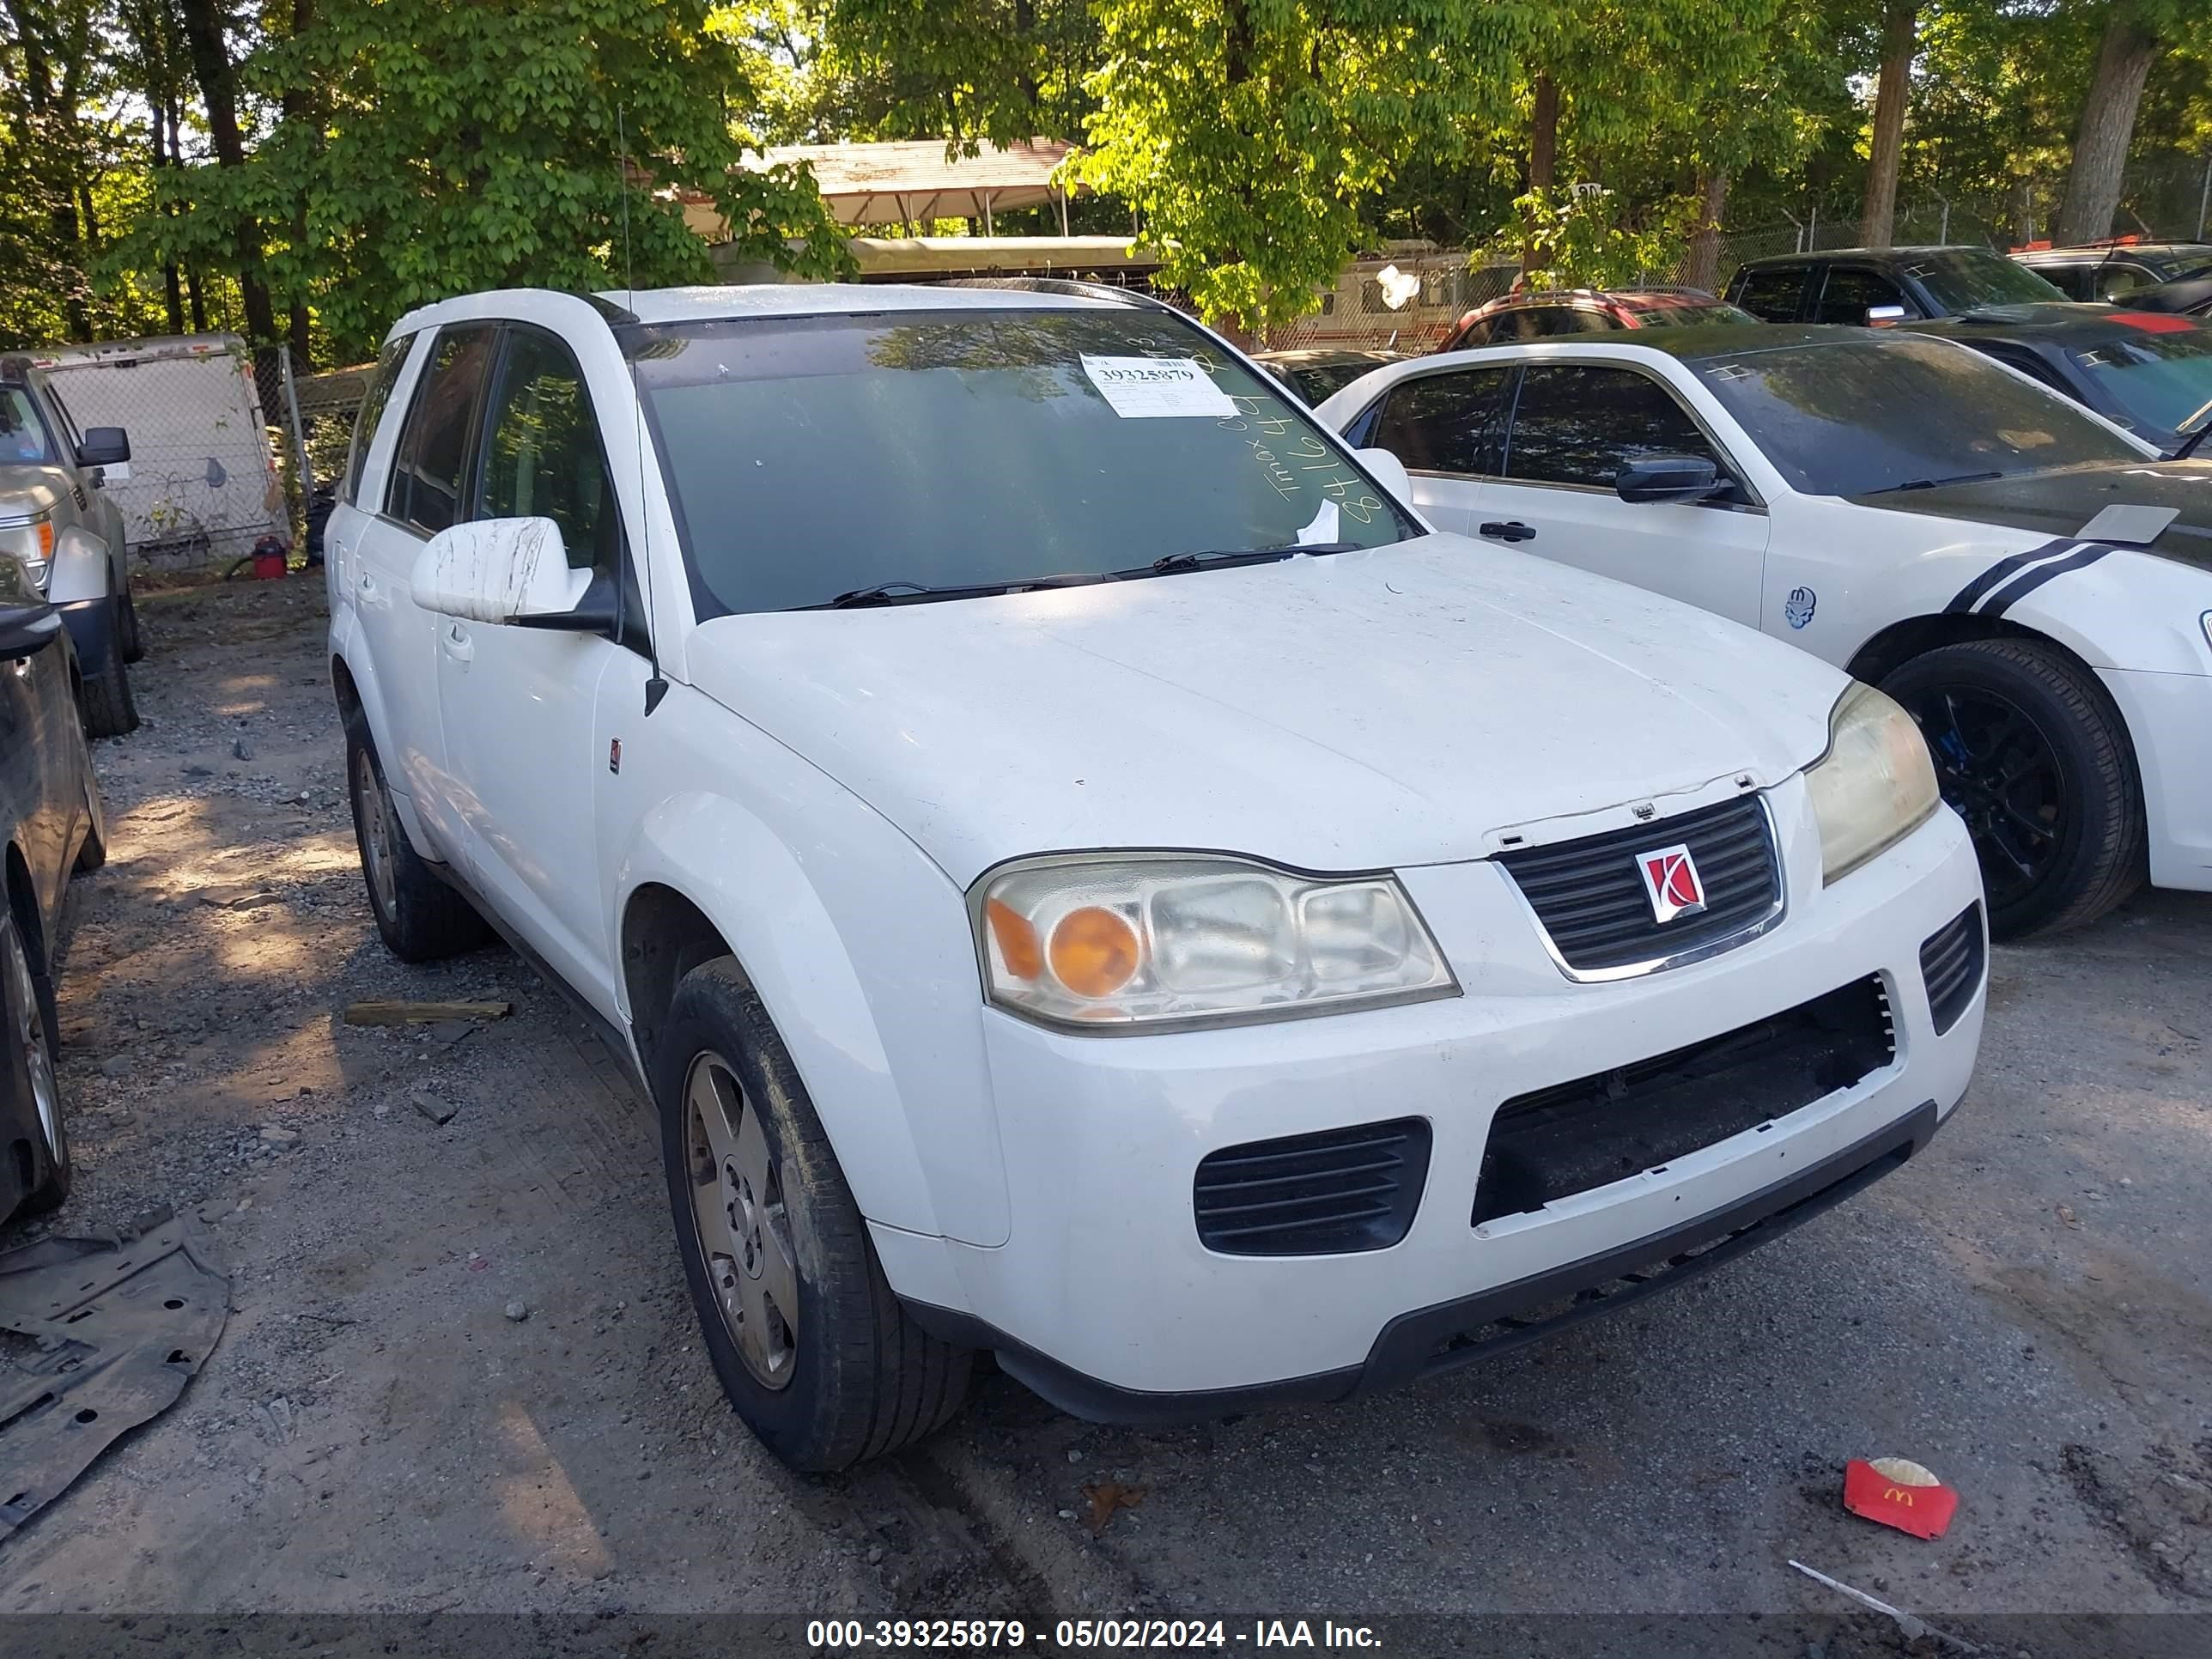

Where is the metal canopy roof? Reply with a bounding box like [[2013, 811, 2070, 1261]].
[[733, 139, 1080, 231]]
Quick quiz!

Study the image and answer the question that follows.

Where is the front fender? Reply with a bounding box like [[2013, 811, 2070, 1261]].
[[615, 788, 1009, 1248], [45, 524, 112, 605]]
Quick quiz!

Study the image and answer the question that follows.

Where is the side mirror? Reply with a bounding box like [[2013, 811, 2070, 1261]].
[[1865, 304, 1908, 325], [1616, 453, 1724, 503], [0, 599, 62, 663], [1356, 446, 1414, 508], [76, 427, 130, 468], [410, 518, 592, 627]]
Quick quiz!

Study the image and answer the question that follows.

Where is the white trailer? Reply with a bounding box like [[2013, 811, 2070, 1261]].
[[30, 334, 288, 569]]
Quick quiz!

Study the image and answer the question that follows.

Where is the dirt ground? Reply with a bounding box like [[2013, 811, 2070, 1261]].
[[2, 577, 2208, 1652]]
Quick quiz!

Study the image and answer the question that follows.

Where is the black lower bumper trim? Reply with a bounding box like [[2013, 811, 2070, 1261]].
[[904, 1098, 1945, 1425]]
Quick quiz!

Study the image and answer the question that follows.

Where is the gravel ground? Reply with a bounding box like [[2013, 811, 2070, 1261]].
[[1, 577, 2206, 1655]]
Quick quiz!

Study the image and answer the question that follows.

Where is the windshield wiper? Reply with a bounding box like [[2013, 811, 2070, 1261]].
[[1130, 542, 1361, 579], [1868, 470, 2006, 494], [817, 573, 1112, 609], [2172, 395, 2212, 460]]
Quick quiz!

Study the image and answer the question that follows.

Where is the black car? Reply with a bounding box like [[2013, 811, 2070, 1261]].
[[1903, 303, 2212, 455], [1726, 245, 2070, 324], [1251, 348, 1407, 405], [2012, 240, 2212, 303], [1, 551, 105, 1222], [2133, 275, 2212, 319]]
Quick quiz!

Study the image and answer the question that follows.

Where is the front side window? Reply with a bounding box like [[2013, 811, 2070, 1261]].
[[1697, 335, 2142, 495], [1370, 368, 1513, 476], [477, 328, 618, 573], [2069, 325, 2212, 440], [1504, 365, 1723, 489], [1816, 268, 1914, 324], [1905, 249, 2066, 311], [0, 386, 55, 465], [2095, 263, 2156, 301], [1732, 267, 1808, 323], [344, 333, 415, 505], [386, 325, 495, 534], [630, 307, 1419, 617]]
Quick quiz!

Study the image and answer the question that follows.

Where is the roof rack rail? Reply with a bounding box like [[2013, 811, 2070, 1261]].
[[580, 293, 641, 325], [940, 275, 1174, 313]]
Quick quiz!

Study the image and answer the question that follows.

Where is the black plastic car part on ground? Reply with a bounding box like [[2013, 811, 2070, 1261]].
[[1903, 303, 2212, 455], [1724, 245, 2071, 324], [0, 552, 104, 1224]]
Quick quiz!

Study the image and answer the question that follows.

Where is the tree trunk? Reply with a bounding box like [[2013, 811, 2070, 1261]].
[[175, 0, 279, 349], [283, 0, 315, 367], [2056, 15, 2159, 244], [185, 264, 209, 333], [1682, 166, 1730, 293], [1523, 73, 1559, 271], [1860, 1, 1915, 248]]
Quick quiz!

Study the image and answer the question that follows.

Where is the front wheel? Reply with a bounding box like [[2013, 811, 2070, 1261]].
[[1882, 639, 2145, 939], [655, 957, 971, 1471], [78, 632, 138, 739], [119, 584, 145, 665], [3, 906, 70, 1215]]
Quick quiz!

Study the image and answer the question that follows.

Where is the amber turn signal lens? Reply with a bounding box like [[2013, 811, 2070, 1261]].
[[985, 898, 1042, 981], [35, 521, 53, 559], [1048, 905, 1140, 998]]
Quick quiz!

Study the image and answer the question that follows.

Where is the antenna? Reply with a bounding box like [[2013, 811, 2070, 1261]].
[[617, 103, 671, 716]]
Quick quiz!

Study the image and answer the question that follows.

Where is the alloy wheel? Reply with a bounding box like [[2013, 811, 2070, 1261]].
[[2, 917, 59, 1163], [683, 1051, 799, 1389], [1903, 684, 2065, 911]]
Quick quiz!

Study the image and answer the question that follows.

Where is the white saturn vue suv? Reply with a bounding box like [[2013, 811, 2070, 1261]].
[[326, 279, 1987, 1470]]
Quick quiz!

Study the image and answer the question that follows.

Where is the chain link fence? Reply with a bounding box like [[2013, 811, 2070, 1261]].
[[28, 333, 325, 577]]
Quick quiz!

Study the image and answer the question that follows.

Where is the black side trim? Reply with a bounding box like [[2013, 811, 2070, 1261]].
[[905, 1099, 1945, 1425], [1942, 538, 2074, 613], [1979, 542, 2113, 617]]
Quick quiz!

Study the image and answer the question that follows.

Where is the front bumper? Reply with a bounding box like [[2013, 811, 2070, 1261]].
[[56, 597, 116, 678], [873, 782, 1986, 1411]]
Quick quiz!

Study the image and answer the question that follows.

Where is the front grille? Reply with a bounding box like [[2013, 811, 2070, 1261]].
[[1497, 793, 1780, 973], [1919, 902, 1984, 1036], [1194, 1119, 1431, 1255], [1472, 977, 1895, 1225]]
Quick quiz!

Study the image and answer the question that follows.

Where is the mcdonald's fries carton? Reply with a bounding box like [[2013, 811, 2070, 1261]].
[[1844, 1457, 1959, 1540]]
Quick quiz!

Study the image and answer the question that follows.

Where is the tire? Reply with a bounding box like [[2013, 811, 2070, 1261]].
[[119, 584, 145, 665], [73, 769, 107, 873], [1882, 638, 2145, 939], [78, 650, 138, 740], [3, 905, 70, 1216], [343, 712, 490, 962], [655, 956, 971, 1471]]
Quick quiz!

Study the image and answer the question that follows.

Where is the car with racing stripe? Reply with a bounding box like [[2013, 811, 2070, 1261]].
[[1315, 324, 2212, 938]]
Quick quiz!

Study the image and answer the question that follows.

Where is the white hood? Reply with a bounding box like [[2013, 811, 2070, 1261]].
[[684, 536, 1845, 884]]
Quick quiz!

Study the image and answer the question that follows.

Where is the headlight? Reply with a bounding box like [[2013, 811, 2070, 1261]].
[[1806, 682, 1941, 884], [0, 514, 53, 590], [973, 854, 1457, 1030]]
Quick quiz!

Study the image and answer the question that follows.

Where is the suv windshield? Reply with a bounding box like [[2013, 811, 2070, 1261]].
[[0, 386, 56, 465], [2071, 327, 2212, 439], [1695, 335, 2144, 495], [1905, 249, 2066, 311], [629, 305, 1419, 616]]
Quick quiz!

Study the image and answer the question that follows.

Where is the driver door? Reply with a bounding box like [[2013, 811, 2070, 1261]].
[[434, 324, 647, 1013]]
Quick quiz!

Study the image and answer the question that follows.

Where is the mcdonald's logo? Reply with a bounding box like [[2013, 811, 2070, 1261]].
[[1883, 1487, 1915, 1506]]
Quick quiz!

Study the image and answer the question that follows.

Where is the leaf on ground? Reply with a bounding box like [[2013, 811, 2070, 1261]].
[[2057, 1203, 2080, 1228], [1081, 1481, 1146, 1534]]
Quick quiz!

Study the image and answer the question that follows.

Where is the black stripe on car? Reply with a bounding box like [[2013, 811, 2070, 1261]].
[[1942, 538, 2078, 614], [1978, 543, 2115, 618]]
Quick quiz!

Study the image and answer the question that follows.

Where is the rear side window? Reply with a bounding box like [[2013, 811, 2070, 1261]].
[[1504, 365, 1723, 489], [386, 325, 495, 534], [344, 333, 414, 506], [1815, 268, 1914, 323], [1370, 368, 1514, 476], [2033, 262, 2094, 301], [1729, 267, 1808, 323]]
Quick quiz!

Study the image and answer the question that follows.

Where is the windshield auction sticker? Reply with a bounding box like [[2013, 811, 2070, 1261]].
[[1079, 356, 1239, 419]]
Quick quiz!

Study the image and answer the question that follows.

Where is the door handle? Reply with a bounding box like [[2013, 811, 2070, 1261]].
[[357, 570, 390, 610], [441, 621, 474, 665], [1479, 521, 1537, 543]]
